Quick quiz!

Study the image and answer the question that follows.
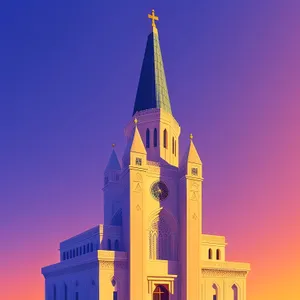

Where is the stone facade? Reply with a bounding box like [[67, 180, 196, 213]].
[[41, 12, 250, 300]]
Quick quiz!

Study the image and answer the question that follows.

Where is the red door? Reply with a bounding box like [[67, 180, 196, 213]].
[[153, 285, 169, 300]]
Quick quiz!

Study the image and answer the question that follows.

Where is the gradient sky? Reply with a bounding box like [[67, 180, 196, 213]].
[[1, 1, 300, 299]]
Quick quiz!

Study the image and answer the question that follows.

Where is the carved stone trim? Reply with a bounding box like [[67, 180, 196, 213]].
[[202, 269, 247, 278], [100, 261, 127, 270], [192, 213, 198, 220]]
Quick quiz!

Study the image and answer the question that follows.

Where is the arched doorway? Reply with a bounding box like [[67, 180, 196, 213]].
[[153, 285, 169, 300]]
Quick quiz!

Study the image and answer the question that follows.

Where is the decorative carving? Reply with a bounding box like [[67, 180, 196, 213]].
[[134, 183, 142, 192], [190, 191, 198, 201], [192, 213, 198, 220], [148, 214, 177, 260], [111, 278, 116, 286], [136, 205, 141, 211], [98, 251, 115, 257], [202, 269, 247, 278], [100, 261, 127, 269], [135, 173, 143, 182], [190, 183, 200, 201], [147, 160, 160, 167]]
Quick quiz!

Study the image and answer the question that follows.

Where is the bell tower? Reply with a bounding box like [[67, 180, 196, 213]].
[[125, 9, 181, 167], [179, 134, 203, 299]]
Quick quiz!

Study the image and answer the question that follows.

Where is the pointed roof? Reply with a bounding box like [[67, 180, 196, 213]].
[[123, 120, 147, 164], [105, 148, 121, 173], [128, 123, 147, 154], [181, 134, 202, 165], [132, 22, 172, 116]]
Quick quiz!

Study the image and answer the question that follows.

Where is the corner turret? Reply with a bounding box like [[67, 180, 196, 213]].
[[123, 118, 147, 168], [104, 145, 121, 186], [180, 133, 203, 178]]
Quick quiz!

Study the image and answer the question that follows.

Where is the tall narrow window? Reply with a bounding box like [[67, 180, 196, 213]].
[[146, 128, 150, 148], [153, 128, 158, 147], [232, 284, 238, 300], [63, 252, 66, 260], [113, 291, 118, 300], [114, 240, 120, 251], [216, 249, 221, 260], [212, 284, 218, 300], [53, 285, 57, 300], [208, 248, 212, 259], [172, 137, 174, 154], [174, 140, 177, 156], [64, 283, 68, 300], [75, 291, 79, 300], [83, 245, 86, 254], [163, 129, 168, 149], [108, 239, 112, 250]]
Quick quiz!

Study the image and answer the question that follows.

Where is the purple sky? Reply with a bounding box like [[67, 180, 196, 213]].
[[0, 1, 300, 299]]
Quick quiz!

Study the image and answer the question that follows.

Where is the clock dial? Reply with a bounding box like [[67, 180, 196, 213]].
[[151, 181, 169, 201]]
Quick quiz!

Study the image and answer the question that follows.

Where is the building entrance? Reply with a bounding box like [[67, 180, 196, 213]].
[[153, 285, 169, 300]]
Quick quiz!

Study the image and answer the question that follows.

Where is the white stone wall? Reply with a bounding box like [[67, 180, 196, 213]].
[[45, 263, 98, 300]]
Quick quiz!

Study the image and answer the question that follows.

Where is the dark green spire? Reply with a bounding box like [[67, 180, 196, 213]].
[[132, 27, 172, 116]]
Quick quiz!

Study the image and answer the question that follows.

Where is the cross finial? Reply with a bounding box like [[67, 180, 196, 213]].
[[190, 133, 194, 140], [134, 118, 138, 125], [148, 9, 159, 29], [112, 143, 116, 148]]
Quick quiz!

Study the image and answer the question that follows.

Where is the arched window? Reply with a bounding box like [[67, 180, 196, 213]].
[[232, 284, 238, 300], [208, 248, 213, 259], [153, 128, 158, 147], [146, 128, 150, 148], [174, 140, 177, 156], [212, 283, 218, 300], [90, 243, 93, 252], [53, 284, 57, 300], [114, 240, 120, 251], [64, 283, 68, 300], [216, 249, 221, 260], [63, 252, 66, 260], [108, 239, 112, 250], [149, 212, 176, 261], [172, 137, 174, 154], [163, 129, 168, 149]]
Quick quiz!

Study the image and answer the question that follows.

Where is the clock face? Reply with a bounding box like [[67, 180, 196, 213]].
[[151, 181, 169, 201]]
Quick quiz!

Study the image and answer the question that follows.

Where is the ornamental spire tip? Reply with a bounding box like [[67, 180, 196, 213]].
[[148, 9, 159, 31]]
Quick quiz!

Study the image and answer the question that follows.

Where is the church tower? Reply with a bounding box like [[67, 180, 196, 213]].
[[125, 10, 180, 168], [119, 9, 203, 299], [42, 10, 250, 300]]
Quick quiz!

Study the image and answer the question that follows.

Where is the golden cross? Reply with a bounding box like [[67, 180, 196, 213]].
[[148, 9, 159, 28]]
